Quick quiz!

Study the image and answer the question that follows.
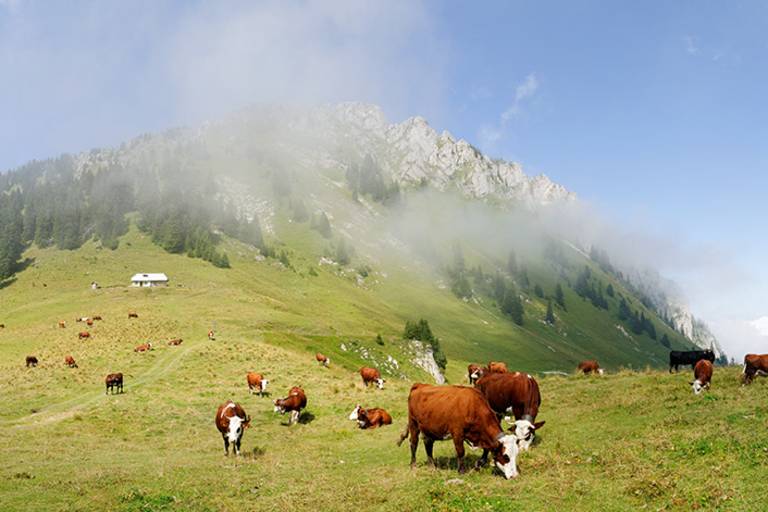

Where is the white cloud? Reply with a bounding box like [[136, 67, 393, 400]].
[[749, 316, 768, 337], [684, 35, 699, 55], [477, 72, 538, 151]]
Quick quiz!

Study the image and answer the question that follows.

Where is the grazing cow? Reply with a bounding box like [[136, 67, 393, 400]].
[[215, 401, 251, 456], [488, 361, 509, 373], [669, 349, 715, 373], [105, 373, 123, 394], [274, 386, 307, 425], [58, 320, 66, 329], [468, 363, 487, 384], [168, 338, 183, 346], [128, 312, 138, 319], [247, 372, 269, 396], [349, 405, 392, 429], [78, 331, 90, 340], [691, 359, 713, 394], [134, 342, 152, 352], [75, 317, 85, 322], [360, 367, 385, 389], [397, 384, 519, 478], [577, 360, 604, 375], [92, 315, 102, 321], [86, 319, 94, 326], [64, 355, 78, 368], [25, 356, 38, 367], [316, 352, 330, 367], [208, 330, 215, 341], [742, 354, 768, 385], [0, 323, 5, 329], [475, 372, 545, 451]]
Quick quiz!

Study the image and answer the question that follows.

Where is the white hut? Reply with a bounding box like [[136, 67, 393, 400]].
[[130, 273, 169, 287]]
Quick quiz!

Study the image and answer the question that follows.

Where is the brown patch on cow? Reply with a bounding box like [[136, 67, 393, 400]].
[[134, 342, 152, 352], [168, 338, 183, 346], [78, 331, 90, 340], [577, 360, 601, 375], [316, 352, 329, 366], [488, 361, 509, 373], [743, 354, 768, 385], [58, 321, 66, 329], [64, 355, 77, 368]]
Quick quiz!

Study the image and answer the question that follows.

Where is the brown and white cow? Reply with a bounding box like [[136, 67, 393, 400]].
[[86, 319, 94, 326], [488, 361, 509, 374], [316, 352, 330, 367], [246, 372, 269, 396], [25, 356, 38, 367], [690, 359, 713, 394], [348, 405, 392, 429], [105, 373, 123, 394], [78, 331, 90, 340], [64, 355, 78, 368], [168, 338, 183, 346], [128, 312, 139, 319], [577, 360, 604, 375], [207, 330, 216, 341], [360, 367, 385, 389], [134, 342, 152, 352], [58, 320, 66, 329], [215, 400, 251, 455], [742, 354, 768, 385], [397, 383, 519, 478], [468, 363, 487, 384], [475, 371, 545, 451], [274, 386, 307, 425]]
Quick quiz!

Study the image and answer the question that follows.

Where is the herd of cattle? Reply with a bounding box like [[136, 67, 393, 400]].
[[12, 315, 768, 479]]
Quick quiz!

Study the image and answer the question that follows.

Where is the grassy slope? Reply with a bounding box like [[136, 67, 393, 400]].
[[1, 227, 766, 511]]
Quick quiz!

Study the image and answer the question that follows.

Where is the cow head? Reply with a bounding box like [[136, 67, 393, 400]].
[[147, 342, 153, 350], [348, 404, 361, 421], [273, 399, 285, 414], [260, 379, 269, 392], [690, 379, 704, 395], [512, 418, 545, 451], [597, 368, 605, 375], [493, 433, 519, 479], [356, 408, 370, 429], [226, 415, 245, 444], [375, 378, 385, 389]]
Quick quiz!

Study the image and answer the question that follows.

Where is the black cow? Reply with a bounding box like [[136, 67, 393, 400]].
[[669, 350, 715, 373]]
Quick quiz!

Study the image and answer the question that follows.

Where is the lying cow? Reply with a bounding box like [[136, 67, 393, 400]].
[[215, 401, 251, 456], [207, 330, 215, 341], [316, 352, 330, 367], [78, 331, 90, 340], [168, 338, 183, 346], [58, 320, 66, 329], [247, 372, 269, 396], [105, 373, 123, 394], [134, 342, 152, 352], [360, 367, 385, 389], [475, 371, 545, 451], [274, 386, 307, 425], [488, 361, 509, 373], [742, 354, 768, 385], [670, 349, 715, 373], [468, 363, 487, 384], [86, 319, 94, 326], [397, 383, 519, 478], [25, 356, 38, 367], [577, 360, 604, 375], [691, 359, 713, 394], [64, 355, 78, 368], [349, 405, 392, 429], [128, 312, 139, 319]]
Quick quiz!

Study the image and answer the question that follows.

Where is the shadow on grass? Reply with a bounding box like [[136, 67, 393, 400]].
[[242, 446, 267, 460], [298, 411, 315, 424]]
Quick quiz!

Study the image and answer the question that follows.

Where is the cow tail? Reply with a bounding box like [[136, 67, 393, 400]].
[[742, 362, 747, 374], [396, 424, 409, 447]]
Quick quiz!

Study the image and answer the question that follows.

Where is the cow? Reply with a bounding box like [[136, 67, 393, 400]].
[[577, 360, 604, 375], [274, 386, 307, 425], [75, 317, 87, 322], [247, 372, 269, 396], [474, 371, 545, 451], [316, 352, 330, 367], [86, 319, 94, 326], [0, 323, 5, 329], [360, 367, 385, 389], [397, 383, 519, 479], [488, 361, 509, 373], [64, 355, 78, 368], [78, 331, 90, 340], [215, 401, 251, 456], [168, 338, 183, 346], [58, 320, 66, 329], [468, 364, 487, 384], [691, 359, 713, 394], [128, 312, 138, 319], [92, 315, 102, 321], [134, 342, 152, 352], [25, 356, 38, 367], [669, 349, 715, 373], [742, 354, 768, 385], [208, 330, 215, 341], [349, 405, 392, 429], [105, 373, 123, 394]]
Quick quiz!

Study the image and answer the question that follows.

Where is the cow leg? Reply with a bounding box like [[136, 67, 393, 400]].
[[235, 437, 241, 456], [453, 437, 466, 474], [424, 437, 435, 467], [408, 424, 419, 468], [475, 449, 490, 469], [222, 435, 230, 455]]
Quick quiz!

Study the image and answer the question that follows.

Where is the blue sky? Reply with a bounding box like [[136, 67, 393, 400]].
[[1, 1, 767, 354]]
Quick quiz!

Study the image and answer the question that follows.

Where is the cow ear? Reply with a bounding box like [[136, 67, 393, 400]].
[[688, 381, 694, 386], [533, 421, 546, 430]]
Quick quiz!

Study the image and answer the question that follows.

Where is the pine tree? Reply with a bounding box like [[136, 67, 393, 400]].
[[502, 286, 524, 325], [555, 283, 566, 310], [534, 284, 544, 298], [493, 272, 507, 304], [660, 333, 671, 348], [507, 249, 518, 275], [546, 299, 555, 325], [311, 211, 332, 238], [606, 283, 615, 297]]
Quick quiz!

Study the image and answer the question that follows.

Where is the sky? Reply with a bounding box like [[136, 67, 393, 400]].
[[1, 0, 767, 356]]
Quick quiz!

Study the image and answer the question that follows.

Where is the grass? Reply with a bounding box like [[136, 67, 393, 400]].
[[1, 227, 765, 510]]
